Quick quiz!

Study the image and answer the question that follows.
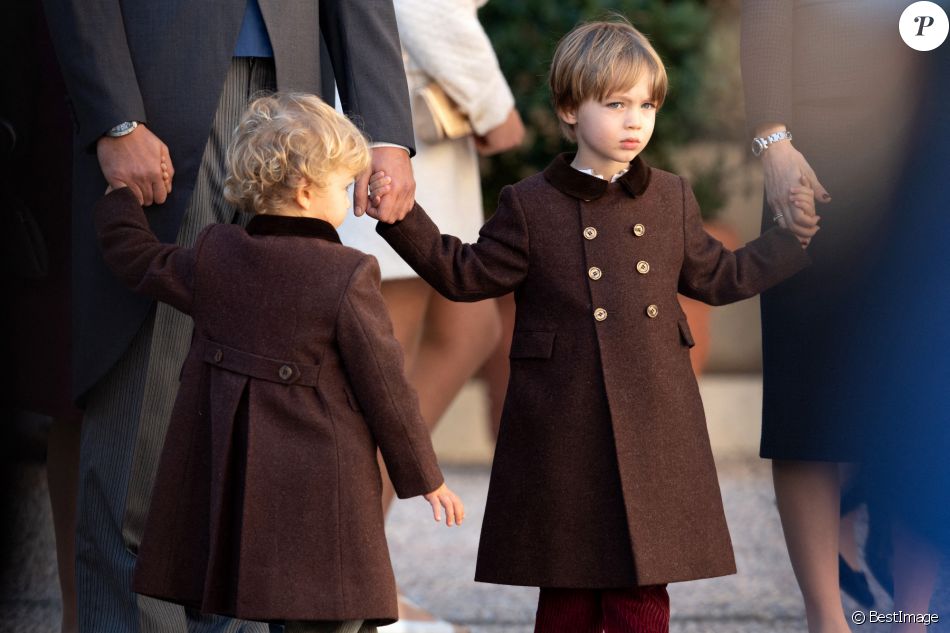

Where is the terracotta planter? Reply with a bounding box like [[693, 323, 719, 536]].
[[677, 221, 741, 375]]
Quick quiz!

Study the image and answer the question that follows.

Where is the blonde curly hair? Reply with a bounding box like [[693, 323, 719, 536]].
[[224, 92, 370, 215]]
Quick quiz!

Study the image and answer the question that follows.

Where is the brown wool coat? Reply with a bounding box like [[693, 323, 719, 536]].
[[378, 153, 810, 588], [93, 188, 444, 623]]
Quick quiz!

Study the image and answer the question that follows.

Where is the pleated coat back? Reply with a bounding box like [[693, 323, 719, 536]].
[[94, 188, 443, 623]]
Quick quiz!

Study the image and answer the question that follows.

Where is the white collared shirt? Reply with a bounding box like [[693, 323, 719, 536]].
[[573, 166, 629, 182]]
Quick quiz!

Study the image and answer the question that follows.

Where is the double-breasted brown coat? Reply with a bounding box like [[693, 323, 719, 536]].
[[93, 188, 444, 623], [378, 154, 810, 588]]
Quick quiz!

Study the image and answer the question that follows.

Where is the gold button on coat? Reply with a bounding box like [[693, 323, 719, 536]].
[[588, 266, 602, 280], [594, 308, 608, 321], [633, 223, 646, 237], [583, 227, 598, 240], [646, 304, 659, 318], [636, 261, 650, 274]]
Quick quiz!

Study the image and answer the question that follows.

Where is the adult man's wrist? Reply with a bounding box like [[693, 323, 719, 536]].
[[369, 142, 410, 154], [106, 121, 139, 138]]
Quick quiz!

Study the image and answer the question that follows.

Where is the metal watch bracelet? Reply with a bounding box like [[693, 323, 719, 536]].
[[106, 121, 139, 138], [751, 129, 792, 156]]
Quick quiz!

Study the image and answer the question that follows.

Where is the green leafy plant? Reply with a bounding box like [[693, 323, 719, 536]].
[[479, 0, 729, 220]]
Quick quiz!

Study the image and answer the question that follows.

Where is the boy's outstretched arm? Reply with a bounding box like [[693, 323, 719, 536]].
[[678, 177, 811, 306], [375, 185, 529, 302]]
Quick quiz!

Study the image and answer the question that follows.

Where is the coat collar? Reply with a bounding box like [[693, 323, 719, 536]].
[[543, 152, 651, 201], [245, 214, 341, 243]]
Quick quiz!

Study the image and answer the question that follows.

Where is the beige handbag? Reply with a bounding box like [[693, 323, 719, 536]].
[[411, 82, 473, 143]]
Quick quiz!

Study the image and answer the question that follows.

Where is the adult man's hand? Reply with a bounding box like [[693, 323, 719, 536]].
[[97, 124, 174, 206], [355, 146, 415, 224]]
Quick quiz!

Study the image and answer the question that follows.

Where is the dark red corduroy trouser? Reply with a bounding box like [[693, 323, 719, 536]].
[[533, 585, 670, 633]]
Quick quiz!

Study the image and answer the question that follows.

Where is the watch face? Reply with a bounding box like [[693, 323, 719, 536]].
[[751, 138, 766, 156]]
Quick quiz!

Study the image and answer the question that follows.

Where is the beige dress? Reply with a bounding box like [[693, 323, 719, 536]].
[[336, 0, 515, 280]]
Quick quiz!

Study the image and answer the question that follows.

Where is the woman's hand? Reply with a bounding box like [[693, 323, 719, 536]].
[[423, 482, 465, 527], [475, 108, 525, 157], [761, 142, 830, 245]]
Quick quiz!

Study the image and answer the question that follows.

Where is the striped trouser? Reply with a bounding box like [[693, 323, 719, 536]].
[[75, 58, 277, 633]]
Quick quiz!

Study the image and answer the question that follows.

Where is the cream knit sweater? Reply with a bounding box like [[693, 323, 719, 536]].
[[394, 0, 515, 136]]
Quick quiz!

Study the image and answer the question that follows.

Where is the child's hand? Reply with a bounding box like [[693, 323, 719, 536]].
[[367, 171, 392, 210], [786, 175, 821, 248], [363, 169, 414, 223], [423, 483, 464, 527]]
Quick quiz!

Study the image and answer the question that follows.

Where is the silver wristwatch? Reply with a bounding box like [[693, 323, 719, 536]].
[[751, 129, 792, 156], [106, 121, 139, 138]]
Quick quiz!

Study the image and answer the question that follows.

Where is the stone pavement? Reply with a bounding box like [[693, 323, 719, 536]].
[[385, 460, 942, 633], [3, 376, 948, 632], [8, 458, 946, 633]]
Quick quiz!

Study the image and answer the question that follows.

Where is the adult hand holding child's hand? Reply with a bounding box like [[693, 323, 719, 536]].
[[97, 124, 174, 206], [761, 140, 828, 247], [424, 483, 464, 527], [355, 146, 415, 223]]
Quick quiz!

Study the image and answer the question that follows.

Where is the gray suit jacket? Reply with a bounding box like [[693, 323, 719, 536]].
[[43, 0, 415, 400]]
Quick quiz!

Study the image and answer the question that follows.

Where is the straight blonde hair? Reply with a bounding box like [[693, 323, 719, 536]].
[[549, 18, 668, 140]]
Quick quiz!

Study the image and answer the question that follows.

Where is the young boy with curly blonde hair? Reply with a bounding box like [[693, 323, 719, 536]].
[[93, 92, 463, 633], [371, 19, 815, 632]]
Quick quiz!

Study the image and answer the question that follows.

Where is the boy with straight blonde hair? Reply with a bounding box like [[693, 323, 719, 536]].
[[93, 92, 463, 633], [371, 18, 816, 632]]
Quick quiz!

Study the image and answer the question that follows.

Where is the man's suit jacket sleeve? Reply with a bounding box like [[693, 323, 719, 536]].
[[320, 0, 415, 154], [42, 0, 146, 150]]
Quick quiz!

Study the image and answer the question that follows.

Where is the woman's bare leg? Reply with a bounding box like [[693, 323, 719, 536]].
[[376, 278, 431, 512], [889, 519, 939, 633], [375, 280, 500, 624], [379, 288, 501, 513], [409, 293, 501, 433], [772, 459, 850, 633]]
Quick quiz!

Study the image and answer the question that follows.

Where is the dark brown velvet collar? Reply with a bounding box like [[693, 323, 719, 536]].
[[543, 152, 651, 201], [245, 214, 341, 243]]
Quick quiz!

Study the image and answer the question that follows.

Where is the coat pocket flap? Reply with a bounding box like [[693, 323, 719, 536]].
[[678, 319, 696, 349], [509, 331, 556, 359]]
